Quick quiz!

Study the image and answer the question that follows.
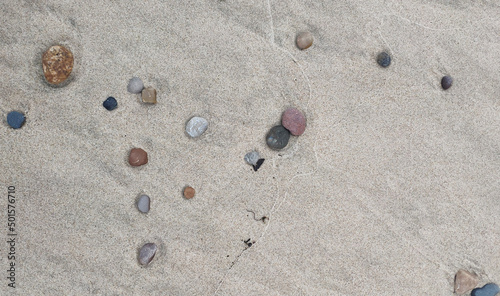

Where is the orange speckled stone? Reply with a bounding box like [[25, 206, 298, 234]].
[[42, 45, 74, 85]]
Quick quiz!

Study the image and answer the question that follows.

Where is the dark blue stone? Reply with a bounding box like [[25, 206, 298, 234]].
[[471, 283, 500, 296], [441, 75, 453, 90], [7, 111, 25, 129], [103, 97, 117, 111], [377, 51, 391, 68]]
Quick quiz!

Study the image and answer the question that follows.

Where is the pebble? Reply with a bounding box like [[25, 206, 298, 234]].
[[141, 87, 157, 104], [296, 32, 313, 50], [42, 45, 74, 85], [129, 148, 148, 167], [127, 77, 144, 94], [441, 75, 453, 90], [253, 158, 265, 172], [185, 116, 208, 138], [103, 97, 117, 111], [138, 243, 157, 266], [376, 51, 391, 68], [244, 151, 260, 166], [7, 111, 26, 129], [454, 269, 479, 294], [184, 186, 195, 199], [471, 283, 500, 296], [266, 125, 290, 150], [137, 194, 150, 213], [281, 107, 306, 136]]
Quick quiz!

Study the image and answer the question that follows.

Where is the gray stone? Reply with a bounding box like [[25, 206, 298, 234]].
[[138, 243, 157, 266], [137, 195, 150, 213], [186, 116, 208, 138], [244, 151, 260, 166], [266, 125, 290, 150], [127, 77, 144, 93]]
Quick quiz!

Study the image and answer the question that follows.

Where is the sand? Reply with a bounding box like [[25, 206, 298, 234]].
[[1, 0, 499, 295]]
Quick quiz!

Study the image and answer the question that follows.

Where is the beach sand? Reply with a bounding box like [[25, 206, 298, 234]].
[[1, 0, 499, 294]]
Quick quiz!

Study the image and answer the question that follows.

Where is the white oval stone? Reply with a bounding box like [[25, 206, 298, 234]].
[[186, 116, 208, 138], [137, 195, 150, 213], [127, 77, 144, 94]]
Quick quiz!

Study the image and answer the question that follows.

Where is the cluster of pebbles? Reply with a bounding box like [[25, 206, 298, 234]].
[[4, 34, 488, 292], [266, 107, 307, 150]]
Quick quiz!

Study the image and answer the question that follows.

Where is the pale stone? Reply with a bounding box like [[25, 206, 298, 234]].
[[141, 87, 157, 104], [454, 269, 479, 294], [185, 116, 208, 138]]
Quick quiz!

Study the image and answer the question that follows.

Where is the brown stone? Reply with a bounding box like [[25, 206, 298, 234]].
[[141, 87, 157, 104], [281, 107, 306, 136], [454, 269, 479, 294], [183, 186, 195, 199], [129, 148, 148, 167], [42, 45, 74, 85]]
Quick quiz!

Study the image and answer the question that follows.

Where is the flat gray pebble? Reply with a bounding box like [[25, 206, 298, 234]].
[[137, 195, 150, 213], [138, 243, 157, 266], [244, 151, 260, 166], [186, 116, 208, 138], [127, 77, 144, 94]]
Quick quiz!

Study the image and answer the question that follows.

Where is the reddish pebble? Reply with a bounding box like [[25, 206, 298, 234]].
[[129, 148, 148, 167], [183, 186, 195, 199], [281, 108, 306, 136]]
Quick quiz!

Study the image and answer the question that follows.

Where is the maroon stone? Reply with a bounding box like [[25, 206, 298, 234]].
[[281, 108, 306, 136]]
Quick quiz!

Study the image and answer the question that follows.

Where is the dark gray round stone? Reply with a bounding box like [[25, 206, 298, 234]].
[[266, 125, 290, 150], [441, 75, 453, 90], [376, 52, 391, 68]]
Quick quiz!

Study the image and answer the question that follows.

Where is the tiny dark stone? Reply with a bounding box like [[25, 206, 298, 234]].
[[103, 97, 117, 111], [376, 51, 391, 68], [266, 125, 290, 150], [441, 75, 453, 90], [252, 158, 265, 171]]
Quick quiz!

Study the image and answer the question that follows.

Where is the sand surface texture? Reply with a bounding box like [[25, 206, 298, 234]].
[[1, 0, 499, 295]]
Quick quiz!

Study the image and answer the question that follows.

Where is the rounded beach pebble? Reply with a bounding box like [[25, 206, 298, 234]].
[[129, 148, 148, 167], [103, 97, 117, 111], [281, 107, 306, 136], [454, 269, 479, 294], [7, 111, 26, 129], [244, 151, 260, 166], [42, 45, 74, 85], [296, 32, 313, 50], [127, 77, 144, 94], [266, 125, 291, 150], [376, 51, 391, 68], [186, 116, 208, 138], [184, 186, 195, 199], [138, 243, 157, 266], [471, 283, 500, 296], [441, 75, 453, 90], [136, 194, 150, 213]]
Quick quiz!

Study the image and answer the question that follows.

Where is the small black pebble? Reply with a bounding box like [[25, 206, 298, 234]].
[[441, 76, 453, 90], [103, 97, 118, 111], [252, 158, 265, 172], [376, 51, 391, 68]]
